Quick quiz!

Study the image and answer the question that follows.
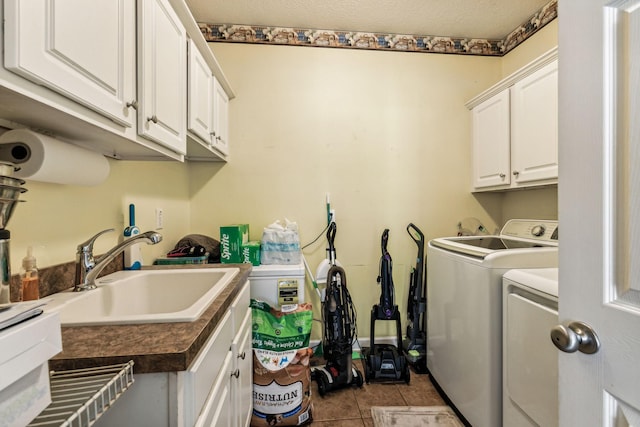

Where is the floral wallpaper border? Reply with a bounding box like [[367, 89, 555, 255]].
[[198, 0, 557, 56]]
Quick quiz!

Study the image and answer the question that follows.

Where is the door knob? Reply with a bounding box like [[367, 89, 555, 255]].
[[550, 321, 600, 354]]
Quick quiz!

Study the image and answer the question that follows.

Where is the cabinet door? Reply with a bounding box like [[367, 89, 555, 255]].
[[472, 89, 511, 189], [232, 310, 253, 427], [212, 77, 230, 156], [188, 39, 214, 145], [138, 0, 187, 154], [4, 0, 136, 127], [511, 60, 558, 184], [182, 310, 233, 426], [195, 351, 233, 427]]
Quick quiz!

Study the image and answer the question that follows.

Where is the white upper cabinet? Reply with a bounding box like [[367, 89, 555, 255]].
[[212, 78, 230, 156], [188, 39, 215, 145], [187, 39, 230, 161], [4, 0, 136, 128], [510, 60, 558, 185], [472, 89, 511, 188], [138, 0, 187, 155], [0, 0, 233, 161], [467, 48, 558, 191]]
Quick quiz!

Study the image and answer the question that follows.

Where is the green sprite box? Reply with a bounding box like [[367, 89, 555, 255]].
[[220, 224, 249, 263], [241, 241, 261, 266]]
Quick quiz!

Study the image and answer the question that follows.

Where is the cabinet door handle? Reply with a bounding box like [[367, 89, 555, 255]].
[[512, 171, 520, 176], [126, 100, 138, 110], [147, 115, 158, 124], [231, 369, 240, 378], [216, 135, 222, 141], [238, 351, 246, 360], [499, 173, 506, 178]]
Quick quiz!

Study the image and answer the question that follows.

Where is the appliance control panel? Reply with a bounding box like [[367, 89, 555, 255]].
[[277, 278, 300, 306], [500, 219, 559, 243]]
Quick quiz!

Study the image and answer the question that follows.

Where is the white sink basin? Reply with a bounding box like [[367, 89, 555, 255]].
[[45, 268, 239, 326]]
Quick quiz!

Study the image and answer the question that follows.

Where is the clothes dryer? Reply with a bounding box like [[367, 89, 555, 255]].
[[503, 268, 558, 427]]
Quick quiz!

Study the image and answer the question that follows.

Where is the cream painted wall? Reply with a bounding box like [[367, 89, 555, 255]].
[[502, 19, 559, 78], [189, 44, 502, 339], [8, 159, 191, 280], [4, 18, 558, 342]]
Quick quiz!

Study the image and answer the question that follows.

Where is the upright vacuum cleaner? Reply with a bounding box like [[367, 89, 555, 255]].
[[313, 223, 364, 396], [402, 223, 428, 373], [363, 229, 410, 384]]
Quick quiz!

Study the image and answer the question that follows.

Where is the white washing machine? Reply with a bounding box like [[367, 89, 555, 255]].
[[503, 268, 558, 427], [426, 219, 558, 427], [249, 262, 305, 307]]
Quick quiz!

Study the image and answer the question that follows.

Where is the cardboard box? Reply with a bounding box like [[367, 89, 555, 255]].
[[241, 241, 261, 266], [220, 224, 249, 263]]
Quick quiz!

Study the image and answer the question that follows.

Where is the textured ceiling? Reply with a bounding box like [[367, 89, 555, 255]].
[[185, 0, 551, 40]]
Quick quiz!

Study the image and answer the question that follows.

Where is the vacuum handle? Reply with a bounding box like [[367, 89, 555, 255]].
[[407, 223, 424, 246], [381, 229, 390, 255], [327, 222, 337, 262]]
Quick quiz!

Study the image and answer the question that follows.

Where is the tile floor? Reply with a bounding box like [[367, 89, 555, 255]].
[[309, 359, 446, 426]]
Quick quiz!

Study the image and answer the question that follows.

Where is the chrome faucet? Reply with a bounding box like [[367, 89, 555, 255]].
[[74, 228, 163, 291]]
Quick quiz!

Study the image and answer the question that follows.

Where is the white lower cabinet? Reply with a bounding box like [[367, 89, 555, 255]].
[[232, 309, 253, 427], [93, 280, 251, 427], [194, 347, 233, 427]]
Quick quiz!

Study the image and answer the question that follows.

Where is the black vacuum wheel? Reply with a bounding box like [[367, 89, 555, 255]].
[[404, 361, 411, 384], [316, 373, 327, 397], [364, 359, 372, 384], [355, 369, 364, 387]]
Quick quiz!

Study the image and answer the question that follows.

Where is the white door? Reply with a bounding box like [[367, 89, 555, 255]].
[[557, 1, 640, 425]]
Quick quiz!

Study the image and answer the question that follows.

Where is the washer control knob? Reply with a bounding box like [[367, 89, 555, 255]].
[[531, 225, 546, 237]]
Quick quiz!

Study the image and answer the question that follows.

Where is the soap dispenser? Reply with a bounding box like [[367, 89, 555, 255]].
[[20, 246, 39, 301]]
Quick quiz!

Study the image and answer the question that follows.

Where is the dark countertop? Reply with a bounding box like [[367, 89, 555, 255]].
[[48, 263, 252, 374]]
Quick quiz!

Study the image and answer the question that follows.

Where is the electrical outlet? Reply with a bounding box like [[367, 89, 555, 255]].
[[155, 208, 164, 230], [330, 208, 336, 223]]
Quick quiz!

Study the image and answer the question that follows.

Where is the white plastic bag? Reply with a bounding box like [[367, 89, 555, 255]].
[[260, 219, 301, 265]]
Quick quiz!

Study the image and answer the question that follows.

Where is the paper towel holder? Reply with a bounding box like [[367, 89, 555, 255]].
[[0, 142, 31, 165]]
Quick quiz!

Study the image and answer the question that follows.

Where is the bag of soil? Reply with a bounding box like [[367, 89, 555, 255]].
[[251, 300, 313, 426]]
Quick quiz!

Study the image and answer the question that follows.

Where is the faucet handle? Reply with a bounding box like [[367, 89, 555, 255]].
[[77, 228, 115, 254]]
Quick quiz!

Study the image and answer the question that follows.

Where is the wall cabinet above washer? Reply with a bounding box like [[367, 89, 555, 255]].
[[0, 0, 234, 162], [467, 48, 558, 192]]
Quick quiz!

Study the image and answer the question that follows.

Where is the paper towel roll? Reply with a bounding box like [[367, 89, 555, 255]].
[[0, 129, 110, 185]]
